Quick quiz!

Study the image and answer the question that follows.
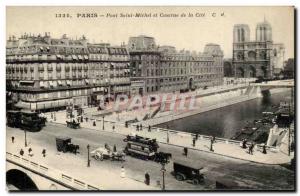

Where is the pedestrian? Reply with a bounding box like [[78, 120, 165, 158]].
[[210, 136, 214, 152], [81, 116, 83, 122], [19, 149, 24, 156], [183, 147, 188, 156], [145, 172, 150, 185], [195, 133, 199, 140], [85, 117, 88, 122], [42, 149, 46, 157], [112, 124, 115, 132], [262, 144, 267, 154], [113, 145, 117, 152], [28, 148, 33, 157], [192, 137, 196, 147], [148, 125, 151, 132], [125, 121, 128, 128], [93, 120, 96, 126], [51, 112, 53, 119], [248, 142, 254, 155], [11, 136, 15, 143], [121, 166, 125, 178], [167, 131, 169, 144], [242, 139, 247, 149], [140, 124, 143, 131], [136, 125, 139, 131]]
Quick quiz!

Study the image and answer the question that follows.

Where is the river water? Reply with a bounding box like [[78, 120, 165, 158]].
[[157, 90, 291, 139]]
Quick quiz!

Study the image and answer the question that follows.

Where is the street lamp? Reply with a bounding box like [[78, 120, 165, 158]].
[[161, 163, 166, 190], [157, 152, 170, 191], [102, 116, 105, 130], [87, 144, 90, 167], [24, 129, 27, 147]]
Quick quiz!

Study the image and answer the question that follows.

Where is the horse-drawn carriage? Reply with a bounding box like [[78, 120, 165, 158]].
[[91, 145, 125, 161], [66, 120, 80, 129]]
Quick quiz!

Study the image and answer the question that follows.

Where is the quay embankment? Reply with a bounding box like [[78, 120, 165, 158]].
[[147, 87, 290, 127]]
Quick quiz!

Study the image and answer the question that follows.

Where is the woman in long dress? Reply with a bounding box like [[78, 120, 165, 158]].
[[121, 166, 125, 178]]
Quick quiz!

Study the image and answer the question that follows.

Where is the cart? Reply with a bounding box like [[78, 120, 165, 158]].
[[91, 146, 125, 161], [172, 158, 204, 185], [55, 136, 79, 154], [66, 121, 80, 129]]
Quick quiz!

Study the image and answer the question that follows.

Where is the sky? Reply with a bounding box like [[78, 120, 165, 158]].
[[6, 6, 294, 59]]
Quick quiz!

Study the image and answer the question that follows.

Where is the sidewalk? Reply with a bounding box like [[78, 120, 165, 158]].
[[6, 130, 157, 190], [45, 111, 293, 165]]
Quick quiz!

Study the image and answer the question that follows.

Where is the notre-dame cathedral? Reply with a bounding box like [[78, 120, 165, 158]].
[[232, 20, 285, 79]]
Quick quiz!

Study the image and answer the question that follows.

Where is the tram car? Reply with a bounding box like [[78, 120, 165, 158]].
[[7, 110, 46, 132], [123, 134, 159, 160]]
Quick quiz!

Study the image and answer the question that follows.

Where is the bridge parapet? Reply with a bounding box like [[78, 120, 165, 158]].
[[150, 127, 278, 150], [6, 152, 100, 191]]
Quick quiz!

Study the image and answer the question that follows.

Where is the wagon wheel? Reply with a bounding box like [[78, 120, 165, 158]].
[[94, 154, 99, 160], [192, 178, 200, 185], [99, 153, 104, 161], [175, 173, 185, 181], [95, 152, 103, 161]]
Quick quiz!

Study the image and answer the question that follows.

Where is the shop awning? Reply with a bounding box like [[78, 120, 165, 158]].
[[84, 55, 89, 60], [15, 101, 31, 109], [20, 81, 34, 85]]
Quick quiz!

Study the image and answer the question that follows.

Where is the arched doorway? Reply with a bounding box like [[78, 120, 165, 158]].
[[188, 78, 194, 90], [236, 67, 245, 78], [6, 169, 38, 191], [261, 66, 267, 78], [249, 66, 256, 77]]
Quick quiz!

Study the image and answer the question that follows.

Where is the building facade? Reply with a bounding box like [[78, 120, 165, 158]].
[[128, 35, 224, 95], [6, 33, 130, 111], [232, 20, 285, 79]]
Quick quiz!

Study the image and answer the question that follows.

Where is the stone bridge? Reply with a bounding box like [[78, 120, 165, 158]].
[[6, 152, 100, 191]]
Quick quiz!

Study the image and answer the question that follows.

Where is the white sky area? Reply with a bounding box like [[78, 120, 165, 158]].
[[6, 6, 294, 59]]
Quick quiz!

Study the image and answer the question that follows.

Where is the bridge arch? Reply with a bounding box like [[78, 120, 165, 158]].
[[6, 169, 38, 191]]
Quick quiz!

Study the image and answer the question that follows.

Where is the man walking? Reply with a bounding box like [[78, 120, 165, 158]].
[[11, 136, 15, 143], [248, 142, 254, 155], [145, 172, 150, 185], [183, 147, 188, 156], [210, 136, 214, 152]]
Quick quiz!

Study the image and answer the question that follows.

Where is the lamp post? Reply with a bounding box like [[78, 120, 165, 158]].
[[87, 144, 90, 167], [161, 163, 166, 190], [24, 129, 27, 147], [102, 116, 105, 130]]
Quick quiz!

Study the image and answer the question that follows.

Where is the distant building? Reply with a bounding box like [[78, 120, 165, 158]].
[[223, 58, 234, 77], [128, 35, 224, 95], [283, 58, 295, 78], [6, 33, 130, 111], [232, 19, 285, 79]]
